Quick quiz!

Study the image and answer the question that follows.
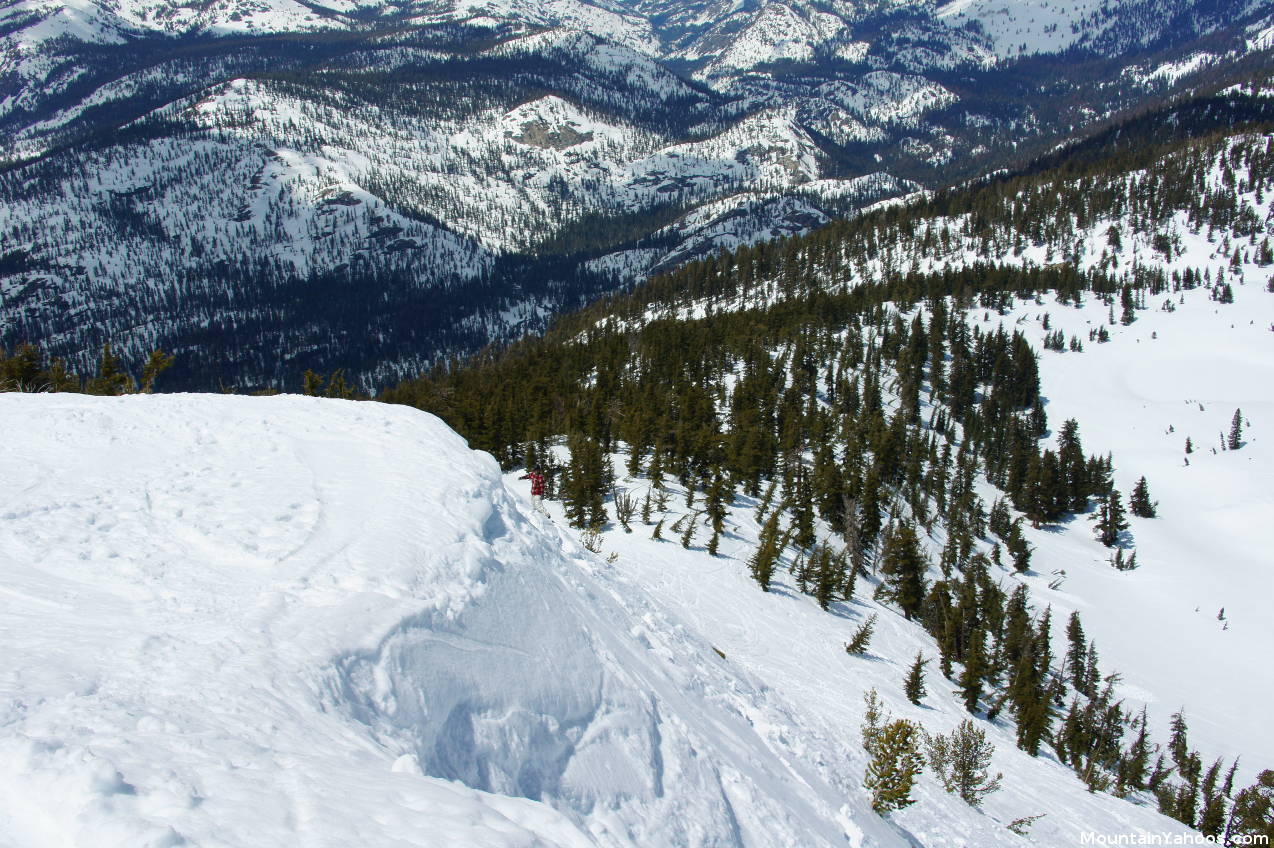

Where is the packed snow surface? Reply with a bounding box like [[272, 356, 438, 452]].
[[0, 393, 1208, 846]]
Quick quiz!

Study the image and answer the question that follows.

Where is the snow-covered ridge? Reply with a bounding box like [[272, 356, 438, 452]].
[[0, 393, 861, 846]]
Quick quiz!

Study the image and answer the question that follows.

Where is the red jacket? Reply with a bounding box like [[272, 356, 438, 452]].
[[520, 470, 545, 496]]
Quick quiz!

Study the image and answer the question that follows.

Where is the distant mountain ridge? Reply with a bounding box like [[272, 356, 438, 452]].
[[0, 0, 1272, 388]]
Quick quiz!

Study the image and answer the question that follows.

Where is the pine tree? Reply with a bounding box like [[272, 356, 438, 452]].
[[904, 653, 928, 705], [864, 719, 925, 815], [861, 688, 886, 749], [1093, 489, 1128, 547], [1120, 284, 1136, 325], [1129, 476, 1156, 518], [925, 719, 1003, 807], [1169, 710, 1191, 773], [880, 522, 928, 620], [562, 433, 610, 529], [1119, 708, 1152, 791], [845, 614, 877, 655], [748, 511, 784, 592], [858, 467, 884, 552], [1083, 643, 1101, 696], [1229, 408, 1244, 450], [138, 350, 175, 393], [85, 343, 132, 396], [301, 368, 325, 396], [812, 544, 844, 611], [1197, 758, 1227, 837], [704, 470, 728, 555], [1227, 770, 1274, 844], [959, 626, 987, 713], [1012, 666, 1051, 756], [679, 511, 698, 549], [1066, 612, 1088, 693]]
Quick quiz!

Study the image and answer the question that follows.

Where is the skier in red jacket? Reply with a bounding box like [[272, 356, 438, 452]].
[[519, 467, 547, 515]]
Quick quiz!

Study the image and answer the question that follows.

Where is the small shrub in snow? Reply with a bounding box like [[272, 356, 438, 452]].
[[925, 719, 1003, 807], [865, 718, 925, 815]]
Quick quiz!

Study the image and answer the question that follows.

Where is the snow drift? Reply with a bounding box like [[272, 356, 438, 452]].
[[0, 393, 884, 847]]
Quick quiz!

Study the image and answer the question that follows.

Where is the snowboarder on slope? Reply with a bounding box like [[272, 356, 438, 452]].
[[520, 467, 548, 515]]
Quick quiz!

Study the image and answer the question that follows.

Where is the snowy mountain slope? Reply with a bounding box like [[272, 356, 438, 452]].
[[0, 0, 357, 82], [498, 460, 1211, 846], [0, 73, 828, 366], [0, 30, 916, 387], [966, 267, 1274, 785], [936, 0, 1109, 58], [938, 0, 1274, 58], [580, 125, 1274, 784], [0, 392, 874, 847], [0, 392, 1207, 847]]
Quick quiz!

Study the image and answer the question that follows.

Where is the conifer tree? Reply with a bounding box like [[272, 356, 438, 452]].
[[845, 614, 877, 655], [1093, 489, 1128, 547], [755, 481, 778, 522], [925, 719, 1003, 807], [1227, 770, 1274, 844], [1120, 285, 1136, 325], [904, 653, 928, 705], [1129, 476, 1157, 518], [1119, 708, 1152, 791], [862, 688, 886, 749], [680, 511, 698, 549], [85, 343, 132, 396], [864, 719, 925, 815], [1083, 643, 1101, 696], [1169, 710, 1192, 773], [302, 368, 325, 397], [1229, 408, 1244, 450], [812, 544, 844, 611], [704, 470, 728, 555], [1002, 520, 1033, 572], [748, 511, 784, 592], [1066, 612, 1088, 693], [959, 627, 987, 713], [1012, 663, 1051, 756], [858, 468, 884, 553], [1197, 758, 1228, 837], [138, 350, 175, 393], [562, 433, 610, 529], [879, 522, 927, 620], [1057, 418, 1089, 511]]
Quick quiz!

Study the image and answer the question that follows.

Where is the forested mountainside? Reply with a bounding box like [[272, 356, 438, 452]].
[[379, 117, 1274, 841], [2, 0, 1274, 388]]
